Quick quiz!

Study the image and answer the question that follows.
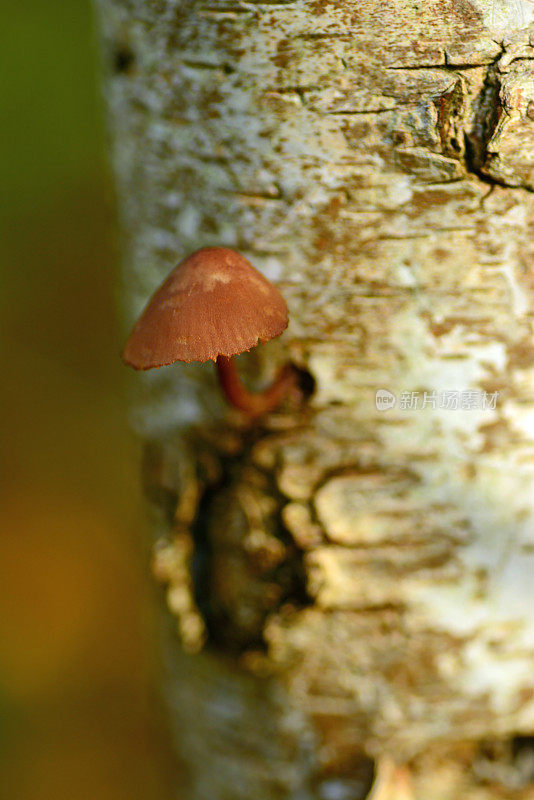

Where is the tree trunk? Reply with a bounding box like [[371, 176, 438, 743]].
[[95, 1, 534, 797]]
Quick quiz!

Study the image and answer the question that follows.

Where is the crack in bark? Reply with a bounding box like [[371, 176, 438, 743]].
[[188, 427, 312, 654], [402, 41, 534, 191], [463, 61, 503, 184]]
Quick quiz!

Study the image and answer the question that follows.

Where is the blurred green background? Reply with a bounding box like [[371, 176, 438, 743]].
[[0, 2, 171, 797]]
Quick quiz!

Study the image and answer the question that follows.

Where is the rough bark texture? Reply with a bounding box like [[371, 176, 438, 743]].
[[95, 1, 534, 797]]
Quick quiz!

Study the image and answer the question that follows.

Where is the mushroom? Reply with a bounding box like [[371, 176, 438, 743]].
[[122, 247, 297, 417]]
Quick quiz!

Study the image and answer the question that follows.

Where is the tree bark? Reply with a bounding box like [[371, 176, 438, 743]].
[[95, 1, 534, 797]]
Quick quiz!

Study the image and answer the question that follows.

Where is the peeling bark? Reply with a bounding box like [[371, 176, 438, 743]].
[[95, 1, 534, 797]]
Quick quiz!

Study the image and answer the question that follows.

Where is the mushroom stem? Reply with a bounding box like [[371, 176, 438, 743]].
[[216, 355, 297, 417]]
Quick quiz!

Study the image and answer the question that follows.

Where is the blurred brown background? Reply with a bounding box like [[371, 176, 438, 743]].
[[0, 2, 171, 797]]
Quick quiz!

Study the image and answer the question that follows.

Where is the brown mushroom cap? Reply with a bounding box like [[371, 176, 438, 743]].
[[122, 247, 289, 369]]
